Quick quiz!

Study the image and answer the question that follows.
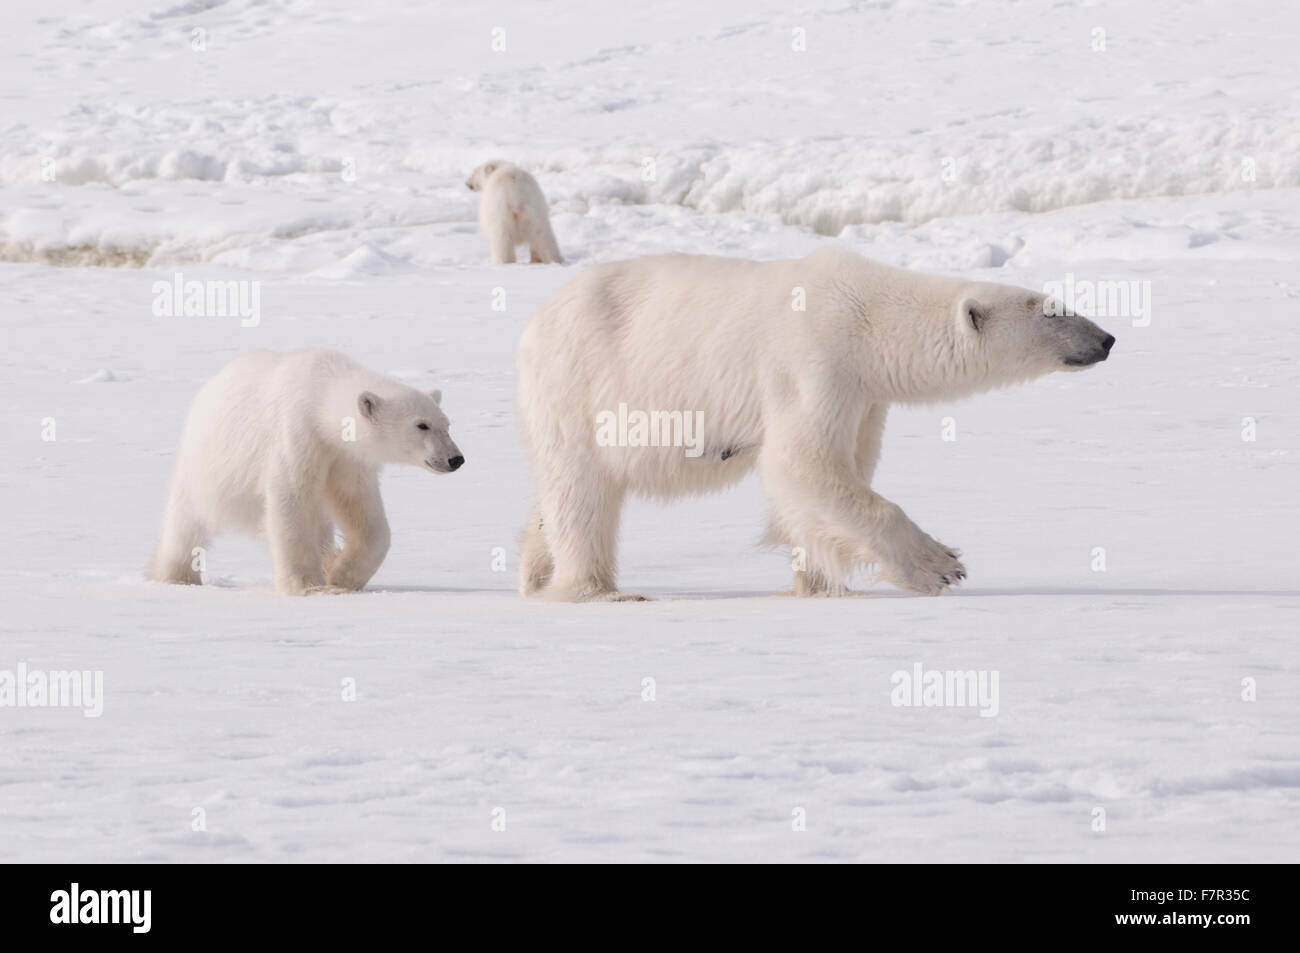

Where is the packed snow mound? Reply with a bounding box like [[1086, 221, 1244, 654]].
[[4, 129, 1296, 269], [310, 243, 412, 279], [658, 123, 1300, 234]]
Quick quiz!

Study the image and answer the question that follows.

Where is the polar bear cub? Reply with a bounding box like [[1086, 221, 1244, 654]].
[[466, 160, 563, 265], [149, 348, 464, 596], [516, 247, 1115, 602]]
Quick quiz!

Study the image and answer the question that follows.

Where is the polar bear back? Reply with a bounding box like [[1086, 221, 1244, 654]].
[[519, 252, 858, 434], [519, 248, 1001, 424]]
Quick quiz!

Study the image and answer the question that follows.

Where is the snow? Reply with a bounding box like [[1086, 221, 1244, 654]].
[[1, 0, 1297, 862]]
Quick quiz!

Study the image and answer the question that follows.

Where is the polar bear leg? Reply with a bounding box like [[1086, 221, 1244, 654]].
[[790, 546, 854, 596], [266, 464, 329, 596], [324, 468, 391, 592], [854, 403, 890, 485], [150, 489, 208, 585], [517, 506, 554, 596], [317, 515, 341, 576], [526, 218, 563, 264], [488, 227, 517, 265], [763, 518, 834, 595], [760, 407, 964, 596], [534, 470, 637, 601], [781, 403, 891, 595]]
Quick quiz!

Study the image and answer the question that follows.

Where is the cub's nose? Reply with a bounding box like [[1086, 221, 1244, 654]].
[[447, 455, 465, 471], [1101, 334, 1116, 352]]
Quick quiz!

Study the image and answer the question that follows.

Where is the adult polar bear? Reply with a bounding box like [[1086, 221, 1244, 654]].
[[516, 247, 1115, 601], [149, 348, 464, 596]]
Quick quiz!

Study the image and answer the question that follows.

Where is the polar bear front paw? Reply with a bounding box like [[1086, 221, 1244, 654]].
[[886, 537, 966, 595]]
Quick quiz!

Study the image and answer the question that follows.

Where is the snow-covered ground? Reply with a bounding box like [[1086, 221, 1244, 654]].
[[1, 0, 1297, 862]]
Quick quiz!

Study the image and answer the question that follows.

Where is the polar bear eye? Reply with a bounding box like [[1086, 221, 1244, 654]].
[[417, 422, 430, 431]]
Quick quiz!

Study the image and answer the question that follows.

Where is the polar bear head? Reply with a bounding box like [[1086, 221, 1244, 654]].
[[952, 284, 1115, 387], [356, 389, 464, 472], [465, 160, 508, 191]]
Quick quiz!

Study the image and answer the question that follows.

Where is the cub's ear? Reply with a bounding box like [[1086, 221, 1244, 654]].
[[957, 297, 985, 332], [429, 388, 442, 405], [357, 391, 383, 420]]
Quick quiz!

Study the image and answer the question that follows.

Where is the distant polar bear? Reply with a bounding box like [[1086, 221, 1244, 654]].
[[149, 348, 464, 596], [516, 247, 1115, 601], [466, 160, 563, 264]]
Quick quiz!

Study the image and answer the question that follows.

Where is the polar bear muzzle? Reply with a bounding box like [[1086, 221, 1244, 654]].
[[1057, 315, 1116, 367]]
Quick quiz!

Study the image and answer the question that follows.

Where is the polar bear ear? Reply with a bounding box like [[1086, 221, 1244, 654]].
[[357, 391, 383, 420], [958, 297, 985, 332], [429, 388, 442, 405]]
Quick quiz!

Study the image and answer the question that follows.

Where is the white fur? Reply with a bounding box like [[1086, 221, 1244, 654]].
[[149, 348, 463, 596], [466, 160, 563, 265], [516, 246, 1114, 601]]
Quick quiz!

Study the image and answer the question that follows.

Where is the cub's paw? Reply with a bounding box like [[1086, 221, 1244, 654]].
[[306, 584, 353, 596]]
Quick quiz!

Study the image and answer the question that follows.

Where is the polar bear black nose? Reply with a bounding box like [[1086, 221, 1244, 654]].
[[448, 455, 465, 471], [1101, 334, 1116, 352]]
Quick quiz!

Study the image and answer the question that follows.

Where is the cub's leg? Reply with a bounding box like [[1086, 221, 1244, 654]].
[[487, 224, 517, 265], [265, 457, 330, 596], [527, 217, 563, 264], [323, 467, 391, 592], [318, 514, 342, 579]]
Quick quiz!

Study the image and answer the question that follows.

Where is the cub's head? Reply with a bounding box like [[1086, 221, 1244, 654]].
[[465, 160, 505, 191], [954, 285, 1115, 385], [356, 389, 464, 473]]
